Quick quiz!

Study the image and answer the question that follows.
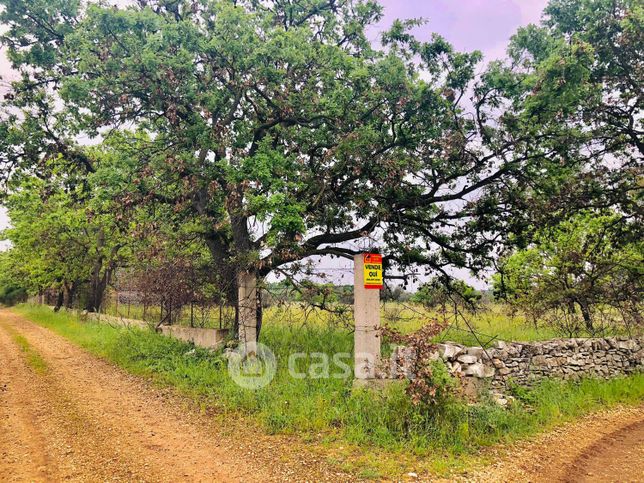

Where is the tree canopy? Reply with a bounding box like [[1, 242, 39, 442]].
[[0, 0, 641, 335], [494, 212, 642, 335]]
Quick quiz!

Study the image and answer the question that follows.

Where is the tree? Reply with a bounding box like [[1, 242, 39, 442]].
[[1, 144, 134, 311], [1, 0, 639, 340], [412, 277, 482, 313], [478, 0, 642, 243], [0, 251, 28, 306], [494, 212, 643, 335]]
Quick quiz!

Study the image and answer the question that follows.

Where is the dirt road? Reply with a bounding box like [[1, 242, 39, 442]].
[[467, 404, 644, 483], [1, 309, 642, 482], [0, 309, 342, 482]]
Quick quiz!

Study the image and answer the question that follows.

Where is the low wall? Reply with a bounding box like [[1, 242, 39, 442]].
[[159, 325, 229, 350], [389, 336, 644, 397], [63, 309, 229, 350]]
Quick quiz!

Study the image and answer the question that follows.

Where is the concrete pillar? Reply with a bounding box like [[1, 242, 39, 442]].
[[354, 254, 381, 379], [238, 271, 257, 353]]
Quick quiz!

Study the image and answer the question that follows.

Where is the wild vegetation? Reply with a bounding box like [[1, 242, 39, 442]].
[[14, 303, 644, 477], [1, 0, 640, 338]]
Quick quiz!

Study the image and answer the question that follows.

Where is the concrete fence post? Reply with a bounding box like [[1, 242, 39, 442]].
[[354, 254, 381, 379], [238, 271, 257, 353]]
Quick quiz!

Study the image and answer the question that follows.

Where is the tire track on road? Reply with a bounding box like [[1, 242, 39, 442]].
[[0, 309, 344, 482], [0, 322, 53, 482], [0, 311, 253, 482]]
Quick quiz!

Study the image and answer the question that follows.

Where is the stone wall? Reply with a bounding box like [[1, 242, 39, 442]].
[[389, 336, 643, 397], [54, 308, 230, 350]]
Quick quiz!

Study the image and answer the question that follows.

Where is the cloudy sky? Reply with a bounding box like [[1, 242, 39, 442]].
[[375, 0, 547, 59], [0, 0, 549, 258]]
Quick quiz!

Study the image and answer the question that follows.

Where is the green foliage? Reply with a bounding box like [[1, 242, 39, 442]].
[[412, 277, 482, 311], [0, 284, 27, 306], [495, 212, 643, 335], [0, 252, 27, 305], [2, 0, 638, 308], [0, 143, 137, 309]]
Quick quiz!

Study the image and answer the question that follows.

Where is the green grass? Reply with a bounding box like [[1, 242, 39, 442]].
[[13, 304, 644, 478], [4, 324, 49, 373], [103, 299, 565, 345]]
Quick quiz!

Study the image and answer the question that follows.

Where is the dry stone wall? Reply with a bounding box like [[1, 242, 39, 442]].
[[389, 336, 643, 396]]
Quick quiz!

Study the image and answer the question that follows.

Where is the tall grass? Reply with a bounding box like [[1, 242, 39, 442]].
[[103, 299, 565, 344], [12, 304, 644, 476]]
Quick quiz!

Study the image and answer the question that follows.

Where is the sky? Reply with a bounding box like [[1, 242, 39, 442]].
[[0, 0, 550, 275], [374, 0, 548, 61]]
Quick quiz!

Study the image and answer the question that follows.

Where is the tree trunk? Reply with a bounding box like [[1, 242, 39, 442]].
[[54, 289, 64, 312], [85, 230, 107, 312], [85, 270, 110, 312], [63, 281, 77, 309], [577, 299, 594, 332]]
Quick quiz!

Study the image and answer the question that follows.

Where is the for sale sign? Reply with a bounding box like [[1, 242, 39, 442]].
[[363, 253, 383, 289]]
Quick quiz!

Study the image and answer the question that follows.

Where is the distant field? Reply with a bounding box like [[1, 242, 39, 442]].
[[101, 299, 567, 346]]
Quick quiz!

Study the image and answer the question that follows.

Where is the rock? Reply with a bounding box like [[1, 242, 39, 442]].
[[531, 355, 548, 366], [617, 340, 638, 351], [463, 362, 495, 378], [407, 472, 418, 479], [457, 354, 479, 364], [437, 343, 463, 359], [467, 346, 485, 358], [493, 340, 507, 350]]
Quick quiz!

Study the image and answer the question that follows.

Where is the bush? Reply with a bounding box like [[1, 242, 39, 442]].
[[0, 284, 27, 306]]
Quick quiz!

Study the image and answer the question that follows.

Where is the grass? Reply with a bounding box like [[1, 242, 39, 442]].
[[3, 323, 49, 373], [103, 299, 565, 345], [13, 303, 644, 478]]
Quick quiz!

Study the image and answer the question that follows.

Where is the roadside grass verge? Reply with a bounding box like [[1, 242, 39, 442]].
[[13, 304, 644, 478]]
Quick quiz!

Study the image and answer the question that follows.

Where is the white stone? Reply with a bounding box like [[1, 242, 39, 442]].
[[457, 354, 479, 364], [438, 343, 463, 359], [467, 346, 485, 358], [617, 340, 637, 351], [463, 362, 495, 378]]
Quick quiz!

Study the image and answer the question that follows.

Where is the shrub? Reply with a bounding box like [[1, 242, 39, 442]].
[[0, 284, 27, 306]]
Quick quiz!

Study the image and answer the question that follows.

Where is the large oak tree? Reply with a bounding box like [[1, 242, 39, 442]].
[[1, 0, 640, 339]]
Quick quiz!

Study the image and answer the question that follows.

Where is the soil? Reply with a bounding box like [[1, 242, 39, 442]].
[[465, 405, 644, 482], [1, 308, 642, 482], [0, 309, 348, 482]]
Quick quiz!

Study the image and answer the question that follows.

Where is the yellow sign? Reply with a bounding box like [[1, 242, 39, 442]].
[[363, 253, 383, 289]]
